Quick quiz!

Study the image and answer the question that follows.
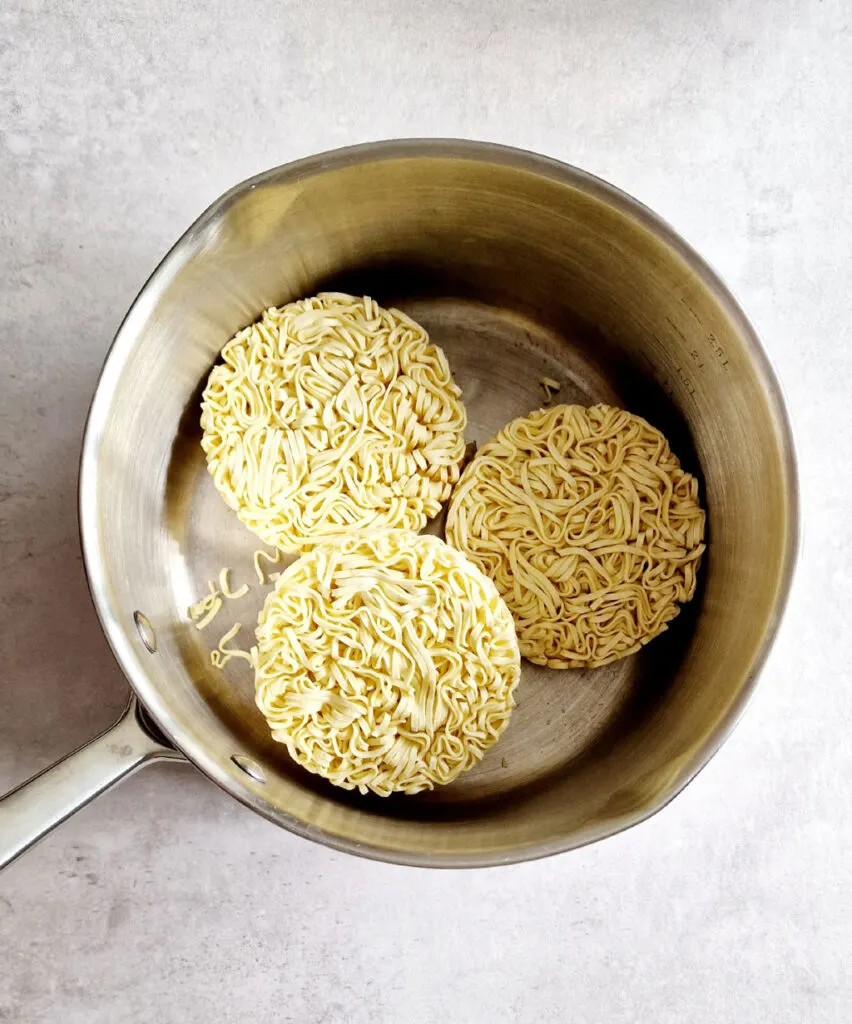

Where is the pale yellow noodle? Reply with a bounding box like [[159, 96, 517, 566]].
[[540, 377, 561, 403], [253, 548, 281, 584], [254, 531, 520, 796], [211, 622, 254, 669], [446, 404, 706, 669], [201, 294, 466, 552], [219, 567, 250, 600], [189, 581, 223, 631]]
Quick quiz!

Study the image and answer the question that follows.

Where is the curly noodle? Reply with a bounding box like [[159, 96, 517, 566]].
[[201, 294, 466, 551], [254, 531, 520, 796], [446, 404, 706, 669]]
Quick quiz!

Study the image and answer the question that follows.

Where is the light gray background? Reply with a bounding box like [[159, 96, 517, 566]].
[[1, 1, 849, 1021]]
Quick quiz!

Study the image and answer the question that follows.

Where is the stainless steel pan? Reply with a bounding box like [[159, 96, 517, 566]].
[[0, 140, 798, 870]]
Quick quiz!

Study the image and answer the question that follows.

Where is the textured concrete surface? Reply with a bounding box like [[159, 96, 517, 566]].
[[1, 1, 850, 1021]]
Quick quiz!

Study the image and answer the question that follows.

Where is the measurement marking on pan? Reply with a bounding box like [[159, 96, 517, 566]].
[[675, 365, 695, 396], [707, 333, 730, 370], [667, 314, 731, 373], [664, 316, 688, 345], [641, 350, 678, 399], [682, 303, 730, 366]]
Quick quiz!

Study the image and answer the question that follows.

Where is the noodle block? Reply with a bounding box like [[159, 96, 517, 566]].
[[201, 293, 466, 551], [446, 403, 706, 668], [254, 531, 520, 795]]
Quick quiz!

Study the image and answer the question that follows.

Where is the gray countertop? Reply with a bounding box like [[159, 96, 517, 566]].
[[1, 2, 850, 1021]]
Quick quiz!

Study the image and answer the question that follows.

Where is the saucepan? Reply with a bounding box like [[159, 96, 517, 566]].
[[0, 140, 798, 870]]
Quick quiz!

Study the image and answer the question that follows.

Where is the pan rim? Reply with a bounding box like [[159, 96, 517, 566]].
[[78, 138, 800, 868]]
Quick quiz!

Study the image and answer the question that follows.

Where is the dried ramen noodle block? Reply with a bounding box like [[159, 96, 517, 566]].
[[446, 404, 706, 669], [200, 293, 466, 551], [254, 531, 521, 796]]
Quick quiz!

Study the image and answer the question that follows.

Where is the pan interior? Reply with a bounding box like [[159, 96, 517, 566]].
[[83, 145, 794, 863], [167, 290, 697, 814]]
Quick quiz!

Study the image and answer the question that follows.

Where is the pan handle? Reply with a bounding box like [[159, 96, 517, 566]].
[[0, 695, 183, 872]]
